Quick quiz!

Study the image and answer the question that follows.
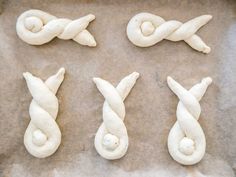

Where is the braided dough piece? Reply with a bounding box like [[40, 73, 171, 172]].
[[23, 68, 65, 158], [93, 72, 140, 160], [167, 76, 212, 165], [127, 13, 212, 53], [16, 9, 96, 46]]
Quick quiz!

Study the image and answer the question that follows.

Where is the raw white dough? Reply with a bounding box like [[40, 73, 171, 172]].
[[127, 13, 212, 53], [23, 68, 65, 158], [167, 76, 212, 165], [16, 9, 96, 46], [93, 72, 140, 160]]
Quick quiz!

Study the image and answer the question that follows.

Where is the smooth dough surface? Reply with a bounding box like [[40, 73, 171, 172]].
[[167, 76, 212, 165], [93, 72, 140, 160], [16, 9, 96, 46], [23, 68, 65, 158], [127, 12, 212, 53]]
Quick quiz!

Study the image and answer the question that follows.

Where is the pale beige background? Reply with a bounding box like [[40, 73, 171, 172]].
[[0, 0, 235, 177]]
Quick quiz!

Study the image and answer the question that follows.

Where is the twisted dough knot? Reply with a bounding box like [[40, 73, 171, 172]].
[[93, 72, 140, 160], [167, 76, 212, 165], [23, 68, 65, 158], [127, 13, 212, 53], [16, 9, 96, 46]]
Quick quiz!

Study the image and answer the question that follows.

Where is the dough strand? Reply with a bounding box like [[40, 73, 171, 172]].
[[93, 72, 140, 160], [167, 76, 212, 165], [23, 68, 65, 158], [127, 13, 212, 53], [16, 9, 96, 46]]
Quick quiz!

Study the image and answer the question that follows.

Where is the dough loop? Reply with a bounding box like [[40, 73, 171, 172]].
[[23, 68, 65, 158], [167, 76, 212, 165], [93, 72, 140, 160], [16, 9, 96, 46], [127, 13, 212, 53]]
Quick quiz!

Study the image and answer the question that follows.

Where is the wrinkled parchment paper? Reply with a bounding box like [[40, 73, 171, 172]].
[[0, 1, 2, 14], [0, 0, 236, 176]]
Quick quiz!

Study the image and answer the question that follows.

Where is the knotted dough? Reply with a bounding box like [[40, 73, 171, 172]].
[[16, 9, 96, 46], [23, 68, 65, 158], [167, 76, 212, 165], [93, 72, 140, 160], [127, 13, 212, 53]]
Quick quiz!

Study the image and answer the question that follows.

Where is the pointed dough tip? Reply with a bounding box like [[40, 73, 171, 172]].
[[202, 77, 212, 85], [58, 67, 65, 75], [89, 40, 97, 47], [207, 14, 213, 20], [93, 77, 100, 83], [202, 46, 211, 54], [55, 68, 65, 79], [167, 76, 173, 82], [167, 76, 176, 89], [87, 14, 96, 21], [131, 72, 140, 79], [200, 14, 213, 21], [23, 72, 32, 79]]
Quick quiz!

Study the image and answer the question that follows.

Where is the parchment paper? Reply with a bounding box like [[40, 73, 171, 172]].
[[0, 0, 236, 176]]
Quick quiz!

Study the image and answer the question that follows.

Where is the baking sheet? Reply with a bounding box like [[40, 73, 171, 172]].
[[0, 0, 236, 176]]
